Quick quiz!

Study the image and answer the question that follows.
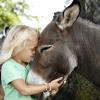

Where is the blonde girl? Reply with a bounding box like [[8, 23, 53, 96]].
[[0, 25, 63, 100]]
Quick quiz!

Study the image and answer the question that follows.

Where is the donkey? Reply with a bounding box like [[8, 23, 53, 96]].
[[27, 1, 100, 100]]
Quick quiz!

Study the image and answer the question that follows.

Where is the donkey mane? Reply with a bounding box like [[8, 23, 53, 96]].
[[78, 17, 100, 31]]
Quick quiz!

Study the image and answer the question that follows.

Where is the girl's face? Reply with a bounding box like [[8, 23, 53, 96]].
[[13, 36, 38, 65]]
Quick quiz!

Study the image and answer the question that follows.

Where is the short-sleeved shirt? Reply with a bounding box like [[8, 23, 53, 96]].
[[1, 58, 33, 100]]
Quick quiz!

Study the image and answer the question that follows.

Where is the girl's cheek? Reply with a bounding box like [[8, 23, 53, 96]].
[[30, 51, 34, 56]]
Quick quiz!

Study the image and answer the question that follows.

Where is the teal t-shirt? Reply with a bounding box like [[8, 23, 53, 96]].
[[1, 58, 33, 100]]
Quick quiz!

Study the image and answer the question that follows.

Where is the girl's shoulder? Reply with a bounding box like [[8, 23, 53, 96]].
[[2, 58, 15, 69]]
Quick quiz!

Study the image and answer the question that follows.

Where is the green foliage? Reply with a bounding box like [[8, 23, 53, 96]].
[[0, 0, 29, 29], [65, 71, 100, 100]]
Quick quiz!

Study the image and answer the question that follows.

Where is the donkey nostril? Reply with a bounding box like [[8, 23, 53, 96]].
[[38, 45, 53, 53]]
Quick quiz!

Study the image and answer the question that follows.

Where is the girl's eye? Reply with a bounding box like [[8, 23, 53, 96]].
[[31, 48, 34, 52], [31, 49, 33, 51]]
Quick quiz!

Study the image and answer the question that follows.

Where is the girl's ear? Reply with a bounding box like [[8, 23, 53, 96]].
[[56, 3, 80, 30]]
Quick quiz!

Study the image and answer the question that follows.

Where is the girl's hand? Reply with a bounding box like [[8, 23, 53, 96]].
[[48, 77, 63, 91]]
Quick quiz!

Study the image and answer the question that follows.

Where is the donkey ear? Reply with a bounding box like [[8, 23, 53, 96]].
[[56, 4, 80, 30]]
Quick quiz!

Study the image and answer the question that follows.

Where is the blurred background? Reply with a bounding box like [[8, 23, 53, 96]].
[[0, 0, 100, 100]]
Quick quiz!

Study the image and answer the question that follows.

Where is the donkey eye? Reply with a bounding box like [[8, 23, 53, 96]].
[[40, 45, 52, 53], [38, 45, 53, 53]]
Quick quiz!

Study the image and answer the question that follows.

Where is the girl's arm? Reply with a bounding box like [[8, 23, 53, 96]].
[[11, 77, 63, 96]]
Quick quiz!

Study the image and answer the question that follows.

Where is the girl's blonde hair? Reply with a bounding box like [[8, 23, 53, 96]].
[[0, 25, 39, 64]]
